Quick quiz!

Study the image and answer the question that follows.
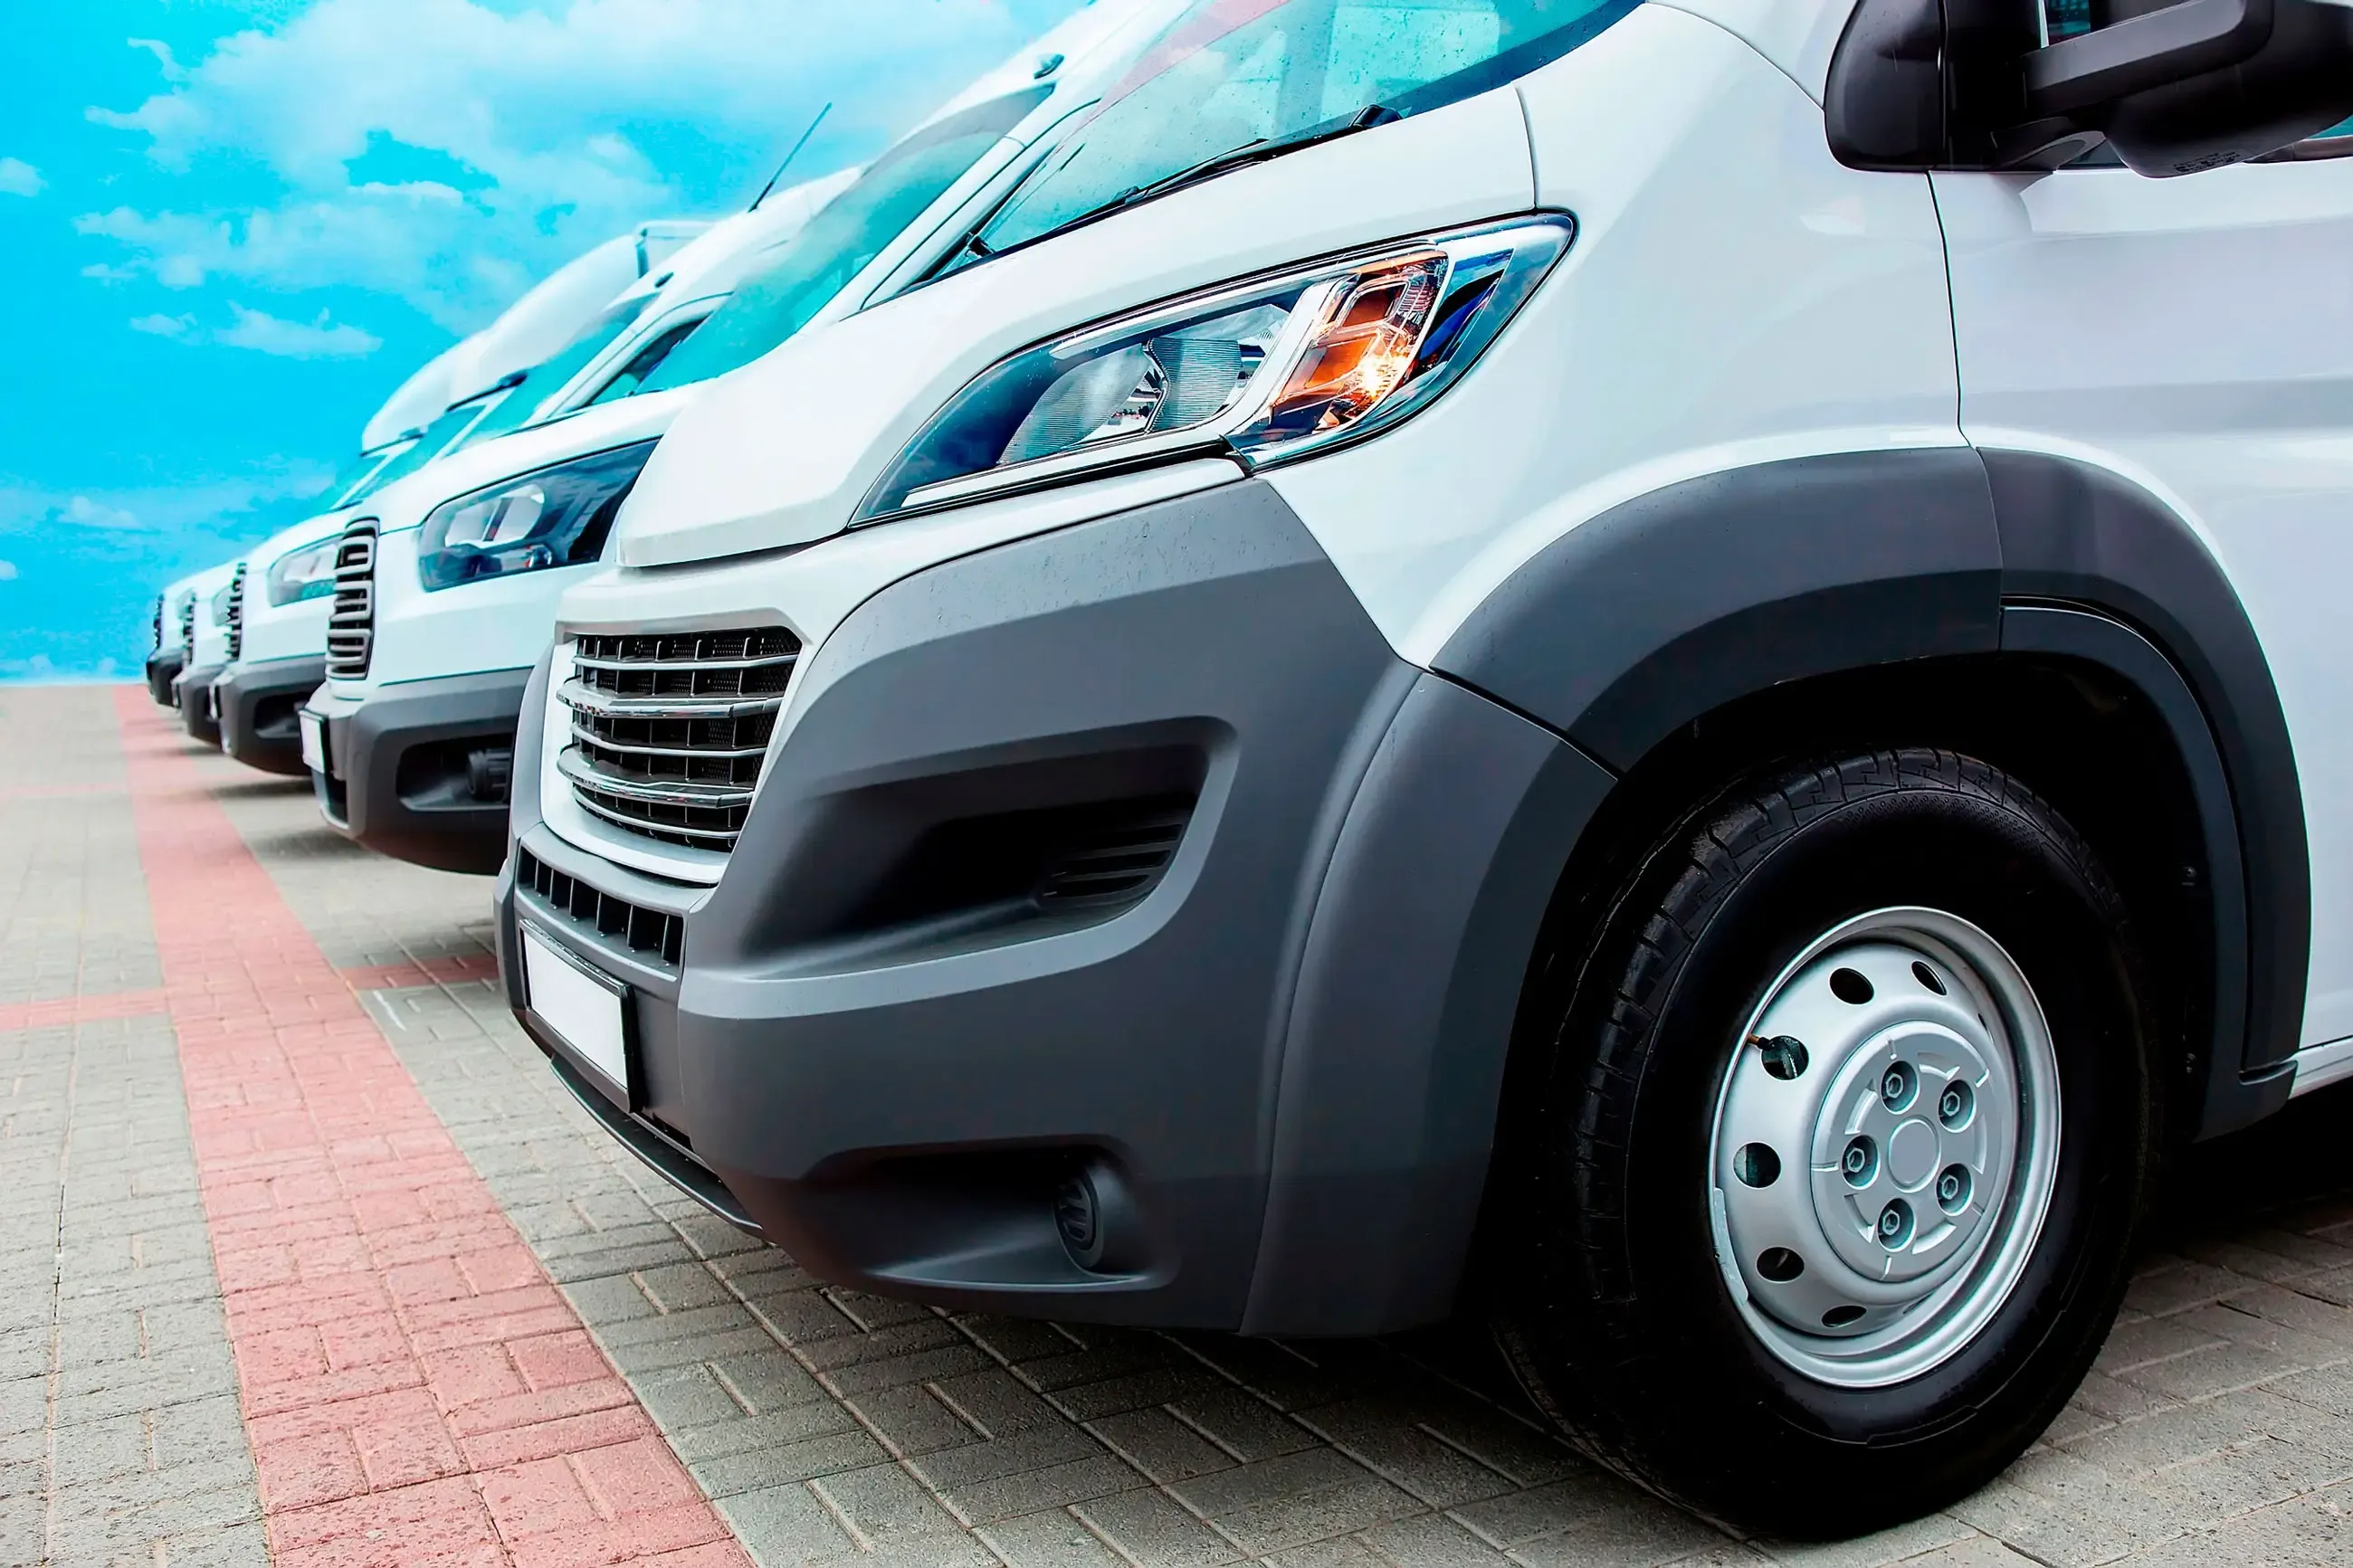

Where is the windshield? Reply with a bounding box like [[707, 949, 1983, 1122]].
[[586, 311, 712, 406], [341, 392, 501, 508], [320, 442, 406, 509], [964, 0, 1635, 261], [636, 85, 1053, 394], [451, 295, 656, 451]]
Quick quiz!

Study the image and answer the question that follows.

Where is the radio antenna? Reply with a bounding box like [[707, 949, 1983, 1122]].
[[752, 101, 833, 209]]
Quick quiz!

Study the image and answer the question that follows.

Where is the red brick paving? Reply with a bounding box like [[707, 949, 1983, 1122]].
[[339, 952, 504, 992], [111, 689, 749, 1568], [0, 955, 502, 1035], [0, 986, 170, 1031]]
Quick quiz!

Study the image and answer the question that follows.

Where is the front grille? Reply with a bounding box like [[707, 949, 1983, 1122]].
[[560, 627, 801, 853], [224, 564, 248, 661], [151, 595, 164, 652], [178, 598, 196, 660], [516, 847, 683, 970], [325, 521, 378, 679]]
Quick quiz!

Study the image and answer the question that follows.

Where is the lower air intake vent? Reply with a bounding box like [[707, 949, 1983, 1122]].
[[560, 626, 802, 854], [1035, 803, 1191, 908], [516, 847, 683, 971], [224, 564, 248, 662], [324, 520, 378, 680]]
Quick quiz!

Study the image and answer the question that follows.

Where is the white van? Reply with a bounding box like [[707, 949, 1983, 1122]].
[[494, 0, 2353, 1537], [167, 562, 241, 742], [145, 573, 203, 706], [198, 225, 709, 767], [302, 0, 1182, 873], [294, 176, 855, 870]]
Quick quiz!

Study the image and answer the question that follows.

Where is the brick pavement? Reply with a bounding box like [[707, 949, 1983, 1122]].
[[14, 681, 2353, 1565], [110, 689, 746, 1568]]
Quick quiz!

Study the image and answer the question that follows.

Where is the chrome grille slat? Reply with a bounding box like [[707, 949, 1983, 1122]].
[[178, 598, 196, 660], [557, 680, 783, 723], [574, 651, 798, 675], [557, 749, 756, 810], [224, 564, 249, 662], [562, 625, 801, 854], [568, 788, 748, 847], [324, 521, 378, 680]]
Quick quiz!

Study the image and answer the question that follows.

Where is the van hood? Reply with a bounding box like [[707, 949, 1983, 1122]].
[[357, 385, 697, 536], [615, 90, 1537, 570]]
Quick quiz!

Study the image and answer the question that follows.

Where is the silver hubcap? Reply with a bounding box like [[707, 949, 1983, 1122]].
[[1708, 908, 2062, 1388]]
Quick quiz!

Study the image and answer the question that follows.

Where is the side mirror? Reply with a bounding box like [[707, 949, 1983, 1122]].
[[2080, 0, 2353, 173], [1827, 0, 2353, 174]]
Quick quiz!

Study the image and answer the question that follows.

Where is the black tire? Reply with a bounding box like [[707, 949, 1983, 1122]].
[[1497, 749, 2159, 1537]]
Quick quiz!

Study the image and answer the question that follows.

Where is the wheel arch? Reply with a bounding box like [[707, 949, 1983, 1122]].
[[1244, 448, 2307, 1335]]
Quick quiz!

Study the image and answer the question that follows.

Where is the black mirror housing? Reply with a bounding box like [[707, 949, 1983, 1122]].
[[1827, 0, 2353, 175], [2096, 0, 2353, 174]]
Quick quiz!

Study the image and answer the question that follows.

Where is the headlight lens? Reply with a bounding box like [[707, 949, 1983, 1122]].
[[265, 538, 343, 607], [861, 217, 1571, 522], [415, 442, 656, 593]]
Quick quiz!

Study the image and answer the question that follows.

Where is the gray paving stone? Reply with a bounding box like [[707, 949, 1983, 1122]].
[[139, 680, 2353, 1568], [0, 698, 266, 1568]]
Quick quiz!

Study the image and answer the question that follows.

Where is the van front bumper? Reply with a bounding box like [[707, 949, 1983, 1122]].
[[146, 650, 185, 708], [309, 668, 533, 874], [174, 665, 226, 745], [499, 480, 1610, 1335], [216, 655, 326, 776]]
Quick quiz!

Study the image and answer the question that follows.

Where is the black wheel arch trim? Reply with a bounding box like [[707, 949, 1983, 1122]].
[[1432, 446, 2309, 1133]]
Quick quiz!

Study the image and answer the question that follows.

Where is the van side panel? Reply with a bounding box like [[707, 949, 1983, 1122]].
[[1985, 451, 2312, 1081]]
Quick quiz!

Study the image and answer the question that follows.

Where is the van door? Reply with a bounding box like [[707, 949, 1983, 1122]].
[[1932, 140, 2353, 1052]]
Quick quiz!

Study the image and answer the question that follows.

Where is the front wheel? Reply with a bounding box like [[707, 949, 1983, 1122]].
[[1498, 750, 2158, 1537]]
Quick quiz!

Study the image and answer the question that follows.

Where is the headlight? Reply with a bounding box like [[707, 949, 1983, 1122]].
[[265, 538, 343, 607], [861, 217, 1571, 522], [415, 442, 656, 593]]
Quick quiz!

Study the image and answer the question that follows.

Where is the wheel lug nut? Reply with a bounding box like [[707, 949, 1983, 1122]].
[[1877, 1199, 1914, 1250], [1841, 1136, 1877, 1188], [1939, 1080, 1974, 1128], [1937, 1164, 1972, 1214], [1881, 1060, 1918, 1111]]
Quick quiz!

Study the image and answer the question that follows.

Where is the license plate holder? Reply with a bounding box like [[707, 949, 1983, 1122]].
[[522, 926, 634, 1105], [300, 711, 329, 776]]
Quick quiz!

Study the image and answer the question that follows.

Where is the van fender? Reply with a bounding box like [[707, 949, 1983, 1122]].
[[1245, 450, 2309, 1329]]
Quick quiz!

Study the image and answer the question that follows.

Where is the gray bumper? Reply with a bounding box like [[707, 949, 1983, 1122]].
[[500, 480, 1611, 1335], [216, 655, 326, 776], [314, 667, 532, 874], [146, 649, 185, 708], [174, 664, 226, 745]]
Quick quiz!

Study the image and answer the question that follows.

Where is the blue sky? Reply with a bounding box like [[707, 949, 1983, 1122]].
[[0, 0, 1084, 681]]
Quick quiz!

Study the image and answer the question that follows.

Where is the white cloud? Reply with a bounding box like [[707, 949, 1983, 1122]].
[[0, 468, 338, 546], [0, 158, 42, 197], [62, 497, 143, 530], [125, 304, 380, 357], [215, 304, 383, 358], [0, 560, 18, 582], [79, 0, 1074, 328], [127, 37, 189, 82]]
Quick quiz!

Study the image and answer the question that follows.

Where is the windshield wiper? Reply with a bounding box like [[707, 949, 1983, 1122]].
[[1113, 103, 1400, 215], [976, 104, 1400, 264]]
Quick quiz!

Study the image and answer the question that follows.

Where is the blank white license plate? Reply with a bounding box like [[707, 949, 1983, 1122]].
[[523, 927, 631, 1097], [300, 712, 328, 775]]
